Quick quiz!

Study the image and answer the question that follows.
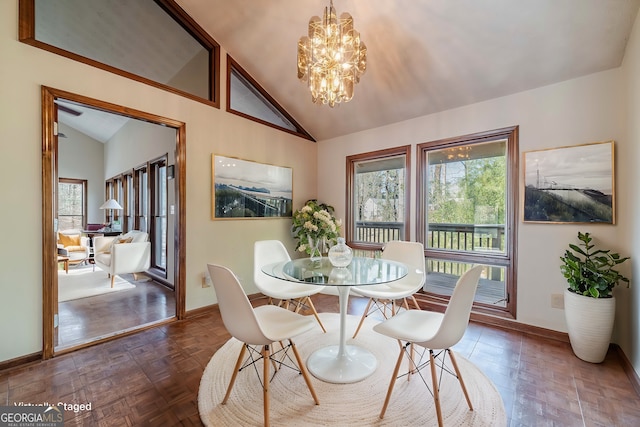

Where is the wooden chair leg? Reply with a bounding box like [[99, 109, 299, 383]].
[[263, 345, 270, 427], [110, 275, 115, 288], [223, 345, 247, 404], [429, 350, 443, 427], [352, 298, 374, 338], [447, 349, 473, 411], [408, 342, 416, 381], [289, 339, 320, 405], [380, 344, 405, 419], [305, 297, 326, 333], [410, 295, 421, 310]]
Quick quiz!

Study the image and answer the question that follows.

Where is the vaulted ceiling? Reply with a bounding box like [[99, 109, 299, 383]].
[[178, 0, 640, 141]]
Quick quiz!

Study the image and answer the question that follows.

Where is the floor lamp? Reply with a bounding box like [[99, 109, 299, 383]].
[[100, 198, 123, 231]]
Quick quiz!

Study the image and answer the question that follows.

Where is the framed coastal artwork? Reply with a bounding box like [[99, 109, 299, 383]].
[[211, 154, 293, 219], [522, 141, 615, 224]]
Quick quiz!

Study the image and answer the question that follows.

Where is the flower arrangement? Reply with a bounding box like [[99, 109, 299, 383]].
[[292, 199, 342, 255]]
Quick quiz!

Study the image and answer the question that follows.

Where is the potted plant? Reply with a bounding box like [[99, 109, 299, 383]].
[[559, 231, 630, 363], [291, 199, 341, 260]]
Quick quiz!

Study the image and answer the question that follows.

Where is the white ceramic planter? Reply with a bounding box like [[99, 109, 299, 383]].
[[564, 289, 616, 363]]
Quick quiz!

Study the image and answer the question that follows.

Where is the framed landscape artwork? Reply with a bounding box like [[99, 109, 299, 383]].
[[522, 141, 615, 224], [211, 154, 293, 219]]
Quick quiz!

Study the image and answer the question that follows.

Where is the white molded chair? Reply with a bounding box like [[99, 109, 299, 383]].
[[373, 265, 484, 427], [351, 240, 426, 338], [207, 264, 319, 427], [254, 240, 326, 333]]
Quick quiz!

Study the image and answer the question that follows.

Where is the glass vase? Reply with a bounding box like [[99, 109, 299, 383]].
[[308, 235, 322, 262], [328, 237, 353, 267]]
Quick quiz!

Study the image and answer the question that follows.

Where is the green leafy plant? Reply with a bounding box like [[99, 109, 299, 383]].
[[291, 199, 341, 255], [560, 232, 630, 298]]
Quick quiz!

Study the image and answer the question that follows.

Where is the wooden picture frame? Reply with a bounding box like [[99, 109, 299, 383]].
[[211, 154, 293, 219], [522, 141, 615, 224]]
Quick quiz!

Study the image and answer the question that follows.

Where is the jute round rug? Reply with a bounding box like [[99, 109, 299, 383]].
[[199, 313, 506, 426]]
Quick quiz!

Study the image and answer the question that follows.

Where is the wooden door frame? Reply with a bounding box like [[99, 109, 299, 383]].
[[42, 86, 186, 359]]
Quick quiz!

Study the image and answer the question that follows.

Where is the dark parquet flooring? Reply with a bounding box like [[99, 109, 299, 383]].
[[1, 294, 639, 426], [56, 270, 175, 349]]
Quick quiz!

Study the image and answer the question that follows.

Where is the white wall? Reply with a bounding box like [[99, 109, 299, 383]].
[[104, 118, 176, 179], [0, 0, 317, 363], [57, 124, 105, 224], [621, 7, 640, 378], [104, 117, 178, 285], [318, 67, 630, 337]]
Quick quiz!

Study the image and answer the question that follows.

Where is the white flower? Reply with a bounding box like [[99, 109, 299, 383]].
[[303, 221, 318, 232]]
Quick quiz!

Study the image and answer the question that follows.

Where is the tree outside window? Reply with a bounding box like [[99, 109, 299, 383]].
[[346, 146, 410, 249], [58, 178, 86, 231]]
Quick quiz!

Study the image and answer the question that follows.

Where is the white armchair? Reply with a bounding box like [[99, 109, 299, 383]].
[[93, 230, 151, 287], [57, 229, 90, 265]]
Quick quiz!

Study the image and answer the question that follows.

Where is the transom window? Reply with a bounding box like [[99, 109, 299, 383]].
[[20, 0, 220, 106], [227, 55, 314, 141]]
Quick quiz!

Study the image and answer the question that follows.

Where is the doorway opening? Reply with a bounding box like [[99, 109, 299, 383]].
[[42, 86, 186, 358]]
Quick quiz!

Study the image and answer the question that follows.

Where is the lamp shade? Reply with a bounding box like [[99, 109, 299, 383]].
[[100, 198, 123, 210]]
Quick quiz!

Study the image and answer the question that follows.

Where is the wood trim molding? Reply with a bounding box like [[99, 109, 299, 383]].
[[416, 296, 570, 343], [345, 145, 411, 249], [226, 55, 315, 141], [0, 352, 42, 373], [415, 125, 519, 319], [615, 344, 640, 398], [53, 318, 177, 358], [184, 304, 216, 319], [19, 0, 221, 108], [41, 86, 187, 359]]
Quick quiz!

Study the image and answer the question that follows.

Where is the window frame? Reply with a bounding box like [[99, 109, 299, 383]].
[[58, 178, 87, 231], [149, 155, 168, 276], [19, 0, 221, 107], [226, 55, 314, 141], [416, 126, 519, 319], [346, 145, 411, 251]]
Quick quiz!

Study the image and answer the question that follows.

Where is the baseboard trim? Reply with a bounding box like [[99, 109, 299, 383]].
[[184, 304, 216, 319], [614, 344, 640, 398], [417, 299, 570, 343], [0, 352, 41, 373]]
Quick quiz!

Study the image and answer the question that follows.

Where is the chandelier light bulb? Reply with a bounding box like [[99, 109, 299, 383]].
[[297, 0, 367, 107]]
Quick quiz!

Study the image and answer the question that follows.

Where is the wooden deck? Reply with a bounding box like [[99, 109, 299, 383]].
[[423, 271, 507, 307]]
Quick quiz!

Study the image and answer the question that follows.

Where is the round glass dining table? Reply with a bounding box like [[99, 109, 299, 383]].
[[262, 257, 407, 383]]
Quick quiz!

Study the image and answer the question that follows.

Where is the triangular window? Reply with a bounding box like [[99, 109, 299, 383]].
[[227, 55, 314, 141]]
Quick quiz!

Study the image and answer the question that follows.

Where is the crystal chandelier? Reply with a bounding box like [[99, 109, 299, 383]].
[[297, 0, 367, 107]]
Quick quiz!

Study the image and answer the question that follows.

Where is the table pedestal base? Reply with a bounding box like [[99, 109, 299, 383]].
[[307, 344, 377, 384]]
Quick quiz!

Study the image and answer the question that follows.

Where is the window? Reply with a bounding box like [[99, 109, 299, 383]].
[[20, 0, 220, 106], [417, 126, 519, 318], [227, 55, 314, 141], [123, 172, 134, 232], [58, 178, 87, 231], [346, 146, 411, 250], [150, 157, 168, 272], [135, 167, 148, 233], [106, 155, 168, 278]]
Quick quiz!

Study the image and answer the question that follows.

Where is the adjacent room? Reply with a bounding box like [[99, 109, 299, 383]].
[[1, 0, 640, 426]]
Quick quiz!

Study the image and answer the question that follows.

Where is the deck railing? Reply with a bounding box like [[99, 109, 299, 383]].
[[355, 221, 506, 298], [354, 221, 405, 243], [354, 221, 504, 251]]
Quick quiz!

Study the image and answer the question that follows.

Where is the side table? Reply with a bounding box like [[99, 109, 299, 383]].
[[57, 255, 70, 274]]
